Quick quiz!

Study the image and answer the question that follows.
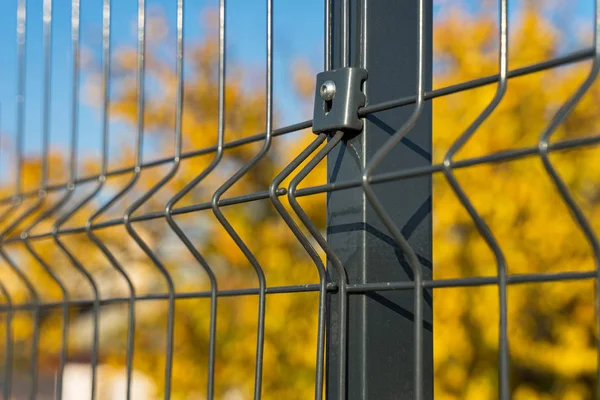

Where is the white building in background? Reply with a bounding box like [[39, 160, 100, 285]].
[[62, 363, 155, 400]]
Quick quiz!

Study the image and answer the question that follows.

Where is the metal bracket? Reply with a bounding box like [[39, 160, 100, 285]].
[[312, 67, 368, 135]]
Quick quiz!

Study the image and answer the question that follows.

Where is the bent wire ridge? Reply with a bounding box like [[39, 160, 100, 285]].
[[3, 126, 600, 245], [268, 133, 327, 399], [439, 0, 510, 398], [122, 3, 180, 397], [162, 1, 223, 397], [536, 0, 600, 395], [123, 167, 178, 399], [164, 161, 220, 399], [21, 200, 71, 400], [82, 0, 144, 396], [0, 44, 594, 215], [85, 178, 138, 400], [52, 191, 102, 397], [0, 1, 42, 398], [360, 0, 427, 398], [1, 1, 598, 399], [287, 131, 348, 399], [0, 193, 43, 398], [209, 0, 272, 397], [16, 2, 84, 398], [45, 1, 113, 398], [0, 248, 40, 400], [119, 2, 200, 398], [209, 138, 269, 400]]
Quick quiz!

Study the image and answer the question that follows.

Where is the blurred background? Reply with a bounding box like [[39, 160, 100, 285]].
[[0, 0, 599, 398]]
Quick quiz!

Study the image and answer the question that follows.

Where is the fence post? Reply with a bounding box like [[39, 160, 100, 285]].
[[325, 0, 433, 398]]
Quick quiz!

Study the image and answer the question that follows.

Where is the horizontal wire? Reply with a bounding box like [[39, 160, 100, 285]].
[[296, 132, 600, 197], [0, 46, 593, 208], [348, 270, 596, 292], [0, 119, 312, 206], [0, 270, 594, 312], [2, 187, 288, 242], [1, 284, 326, 311], [0, 6, 594, 399], [2, 132, 599, 243], [359, 46, 595, 116]]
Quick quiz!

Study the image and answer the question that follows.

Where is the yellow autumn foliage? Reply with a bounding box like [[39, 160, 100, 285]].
[[432, 3, 600, 399], [0, 3, 599, 399]]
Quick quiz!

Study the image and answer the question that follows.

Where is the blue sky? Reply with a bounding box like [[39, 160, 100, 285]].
[[0, 0, 596, 182], [0, 0, 324, 178]]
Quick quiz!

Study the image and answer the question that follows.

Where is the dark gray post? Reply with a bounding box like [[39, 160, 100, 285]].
[[325, 0, 433, 398]]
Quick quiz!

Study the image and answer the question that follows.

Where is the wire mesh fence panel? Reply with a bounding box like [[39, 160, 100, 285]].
[[0, 0, 599, 399]]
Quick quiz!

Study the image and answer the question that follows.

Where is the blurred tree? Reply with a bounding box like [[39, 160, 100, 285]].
[[0, 10, 325, 399], [432, 3, 600, 399], [1, 2, 600, 400]]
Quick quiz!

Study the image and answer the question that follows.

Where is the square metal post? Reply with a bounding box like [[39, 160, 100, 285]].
[[325, 0, 433, 398]]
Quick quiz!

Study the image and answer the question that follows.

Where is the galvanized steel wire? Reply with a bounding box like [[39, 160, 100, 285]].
[[0, 0, 598, 399]]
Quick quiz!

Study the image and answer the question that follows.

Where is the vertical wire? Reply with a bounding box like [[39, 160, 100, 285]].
[[341, 0, 349, 67], [84, 134, 137, 400], [87, 1, 150, 397], [0, 0, 51, 242], [440, 0, 509, 398], [268, 134, 328, 399], [0, 2, 43, 398], [134, 0, 145, 168], [0, 106, 18, 223], [163, 0, 225, 397], [83, 167, 139, 394], [307, 1, 332, 394], [0, 247, 38, 400], [287, 130, 347, 398], [14, 0, 25, 200], [0, 281, 11, 400], [0, 0, 38, 225], [1, 5, 88, 397], [29, 0, 83, 399], [17, 2, 84, 398], [22, 237, 69, 400], [69, 0, 80, 184], [361, 0, 367, 71], [50, 2, 114, 397], [287, 0, 352, 395], [536, 0, 600, 396], [260, 2, 272, 396], [0, 107, 15, 400], [121, 1, 184, 397], [209, 0, 272, 397], [40, 0, 52, 190], [360, 0, 426, 398], [100, 0, 111, 179], [85, 1, 148, 397], [19, 0, 69, 386], [266, 0, 273, 190], [334, 0, 351, 391], [84, 0, 138, 396], [325, 0, 331, 71]]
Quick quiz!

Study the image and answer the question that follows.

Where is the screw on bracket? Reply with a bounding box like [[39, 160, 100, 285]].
[[312, 67, 368, 135], [320, 80, 336, 102]]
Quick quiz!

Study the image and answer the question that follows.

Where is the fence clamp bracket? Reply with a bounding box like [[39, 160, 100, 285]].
[[312, 67, 368, 135]]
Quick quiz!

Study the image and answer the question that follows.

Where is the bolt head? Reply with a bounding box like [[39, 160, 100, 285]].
[[320, 80, 336, 101]]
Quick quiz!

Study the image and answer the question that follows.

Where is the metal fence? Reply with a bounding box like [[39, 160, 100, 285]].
[[0, 0, 599, 399]]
